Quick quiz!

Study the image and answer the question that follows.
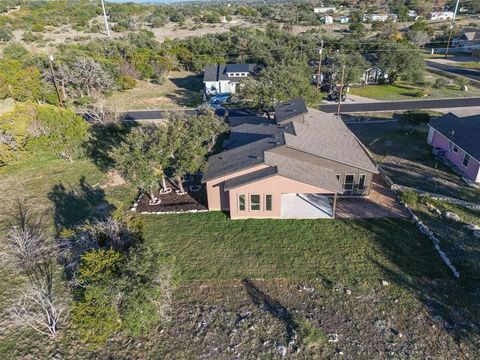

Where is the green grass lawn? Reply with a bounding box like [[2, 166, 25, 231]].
[[142, 212, 448, 285], [349, 83, 422, 100], [349, 73, 480, 101]]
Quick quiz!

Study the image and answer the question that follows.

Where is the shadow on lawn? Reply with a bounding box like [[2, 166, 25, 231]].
[[83, 123, 137, 172], [242, 278, 298, 344], [348, 217, 480, 345], [48, 176, 115, 232]]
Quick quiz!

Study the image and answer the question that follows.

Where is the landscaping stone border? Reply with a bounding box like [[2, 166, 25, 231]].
[[400, 200, 460, 278], [377, 167, 462, 278]]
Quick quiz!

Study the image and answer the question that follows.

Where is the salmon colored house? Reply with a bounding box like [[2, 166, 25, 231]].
[[202, 99, 378, 219]]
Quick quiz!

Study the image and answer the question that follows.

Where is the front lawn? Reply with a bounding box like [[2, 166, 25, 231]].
[[349, 73, 480, 101], [105, 71, 203, 111]]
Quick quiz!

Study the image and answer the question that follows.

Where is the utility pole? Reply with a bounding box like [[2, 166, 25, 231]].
[[101, 0, 111, 37], [316, 40, 324, 90], [444, 0, 460, 59], [48, 54, 64, 107], [336, 64, 345, 116]]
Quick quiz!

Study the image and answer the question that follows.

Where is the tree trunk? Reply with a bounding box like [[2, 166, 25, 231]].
[[161, 175, 167, 191], [176, 177, 185, 193]]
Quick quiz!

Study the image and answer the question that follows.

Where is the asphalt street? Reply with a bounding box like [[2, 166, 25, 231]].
[[426, 61, 480, 82], [122, 97, 480, 119]]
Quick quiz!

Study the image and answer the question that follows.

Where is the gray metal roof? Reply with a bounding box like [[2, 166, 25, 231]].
[[429, 113, 480, 160], [274, 98, 308, 123], [203, 64, 256, 83], [224, 166, 278, 190]]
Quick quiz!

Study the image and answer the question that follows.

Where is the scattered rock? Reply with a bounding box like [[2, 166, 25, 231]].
[[327, 333, 339, 343], [276, 345, 287, 357], [464, 224, 480, 231], [444, 212, 460, 222]]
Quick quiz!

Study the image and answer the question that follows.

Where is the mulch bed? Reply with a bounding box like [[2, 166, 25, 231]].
[[136, 181, 207, 213]]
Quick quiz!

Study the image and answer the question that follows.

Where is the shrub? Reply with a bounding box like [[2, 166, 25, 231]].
[[72, 285, 122, 349], [117, 74, 137, 90], [22, 31, 42, 43], [404, 110, 430, 125], [0, 28, 12, 42], [456, 76, 469, 88], [78, 249, 123, 285], [35, 104, 90, 161], [399, 189, 419, 206], [433, 78, 449, 89]]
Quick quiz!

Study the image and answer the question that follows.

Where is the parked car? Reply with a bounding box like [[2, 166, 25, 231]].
[[327, 87, 347, 102], [210, 94, 231, 104]]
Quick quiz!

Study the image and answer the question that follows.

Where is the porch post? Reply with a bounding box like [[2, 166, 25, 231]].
[[332, 192, 337, 219]]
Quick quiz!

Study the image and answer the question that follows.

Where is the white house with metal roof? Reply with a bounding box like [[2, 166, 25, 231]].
[[203, 63, 257, 95]]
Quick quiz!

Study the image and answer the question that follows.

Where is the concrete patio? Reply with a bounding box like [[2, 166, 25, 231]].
[[280, 193, 333, 219]]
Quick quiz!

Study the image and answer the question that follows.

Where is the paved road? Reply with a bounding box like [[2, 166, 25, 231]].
[[122, 108, 255, 121], [320, 97, 480, 113], [122, 97, 480, 119], [426, 61, 480, 82]]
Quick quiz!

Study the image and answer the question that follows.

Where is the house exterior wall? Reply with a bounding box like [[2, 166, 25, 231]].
[[428, 127, 480, 182], [204, 80, 236, 95], [205, 164, 270, 211], [266, 147, 375, 196], [228, 175, 333, 219]]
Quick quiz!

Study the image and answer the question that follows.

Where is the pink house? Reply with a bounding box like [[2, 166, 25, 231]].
[[202, 99, 378, 219], [427, 113, 480, 183]]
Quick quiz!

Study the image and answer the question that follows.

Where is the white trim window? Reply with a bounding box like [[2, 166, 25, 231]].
[[265, 194, 272, 211], [250, 194, 261, 211], [238, 194, 246, 211], [358, 174, 366, 191], [463, 153, 470, 167], [344, 174, 355, 191]]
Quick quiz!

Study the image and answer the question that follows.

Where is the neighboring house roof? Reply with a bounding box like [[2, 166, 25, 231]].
[[203, 64, 257, 83], [455, 28, 480, 41], [202, 99, 378, 186], [274, 98, 308, 123], [429, 113, 480, 160], [225, 64, 250, 73]]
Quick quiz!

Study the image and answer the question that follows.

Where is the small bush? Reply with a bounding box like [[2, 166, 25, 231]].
[[298, 319, 327, 348], [117, 75, 137, 91], [0, 28, 12, 42], [433, 78, 449, 89], [399, 189, 419, 206], [404, 110, 430, 126], [456, 76, 468, 88]]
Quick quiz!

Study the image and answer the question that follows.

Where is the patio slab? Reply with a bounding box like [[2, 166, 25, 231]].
[[281, 193, 333, 219], [335, 175, 409, 219]]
